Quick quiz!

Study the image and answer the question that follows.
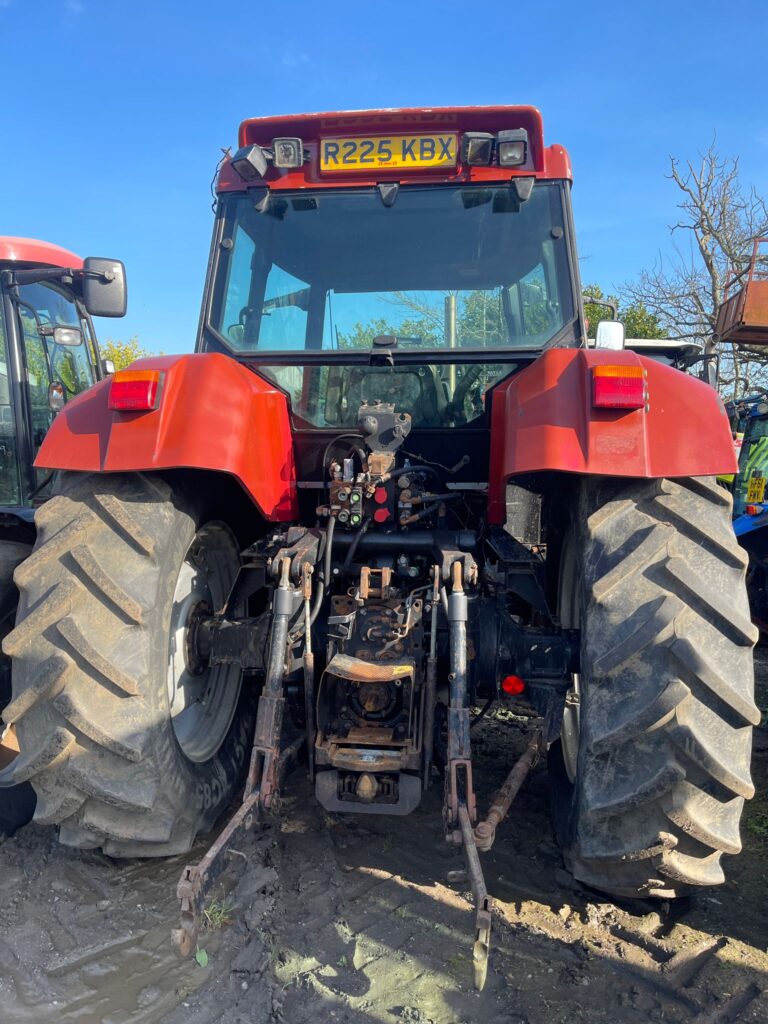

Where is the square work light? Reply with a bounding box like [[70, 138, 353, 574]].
[[272, 138, 304, 168], [231, 144, 269, 181], [497, 129, 528, 167], [462, 133, 495, 166]]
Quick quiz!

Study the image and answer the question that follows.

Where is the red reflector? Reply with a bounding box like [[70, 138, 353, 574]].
[[592, 364, 646, 409], [501, 674, 526, 696], [746, 504, 762, 515], [108, 370, 162, 411]]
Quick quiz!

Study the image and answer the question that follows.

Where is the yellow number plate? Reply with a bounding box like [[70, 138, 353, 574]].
[[747, 476, 766, 502], [320, 134, 457, 172]]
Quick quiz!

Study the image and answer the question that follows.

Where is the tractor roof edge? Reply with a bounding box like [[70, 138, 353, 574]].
[[237, 104, 545, 144], [0, 237, 84, 270]]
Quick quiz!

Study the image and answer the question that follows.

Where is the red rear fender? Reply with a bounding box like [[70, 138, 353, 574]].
[[36, 353, 298, 522], [488, 348, 734, 524]]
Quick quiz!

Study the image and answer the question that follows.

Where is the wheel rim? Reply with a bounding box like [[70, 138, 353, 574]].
[[167, 523, 243, 763], [561, 675, 581, 784], [559, 535, 581, 784]]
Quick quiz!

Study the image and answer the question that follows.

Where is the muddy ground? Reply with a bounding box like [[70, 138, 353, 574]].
[[1, 666, 767, 1024]]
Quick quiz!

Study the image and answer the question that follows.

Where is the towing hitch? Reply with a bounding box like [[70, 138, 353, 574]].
[[173, 549, 544, 989]]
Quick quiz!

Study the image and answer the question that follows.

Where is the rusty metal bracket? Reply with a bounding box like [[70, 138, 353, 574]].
[[446, 729, 541, 991], [172, 555, 303, 957], [458, 801, 492, 991], [172, 790, 261, 957], [474, 729, 542, 852], [444, 562, 476, 831], [171, 734, 304, 958]]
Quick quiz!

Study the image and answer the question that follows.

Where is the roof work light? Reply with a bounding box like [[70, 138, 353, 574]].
[[461, 128, 530, 168], [272, 138, 304, 168], [462, 133, 495, 166], [497, 129, 528, 166], [231, 144, 269, 181]]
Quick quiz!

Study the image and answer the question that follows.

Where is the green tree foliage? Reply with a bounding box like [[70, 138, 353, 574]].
[[337, 292, 506, 349], [583, 284, 666, 340], [458, 290, 505, 345], [337, 317, 439, 350], [339, 286, 665, 349], [100, 337, 154, 371]]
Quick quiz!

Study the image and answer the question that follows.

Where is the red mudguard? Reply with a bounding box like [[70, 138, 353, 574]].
[[487, 348, 735, 525], [35, 354, 298, 521]]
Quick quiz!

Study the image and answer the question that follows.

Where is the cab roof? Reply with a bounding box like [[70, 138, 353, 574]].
[[219, 104, 571, 193], [238, 105, 547, 149], [0, 237, 83, 270]]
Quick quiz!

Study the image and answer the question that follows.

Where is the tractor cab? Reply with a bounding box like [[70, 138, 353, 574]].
[[199, 107, 583, 485], [0, 239, 125, 515]]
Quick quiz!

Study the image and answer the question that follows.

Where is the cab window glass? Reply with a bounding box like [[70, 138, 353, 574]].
[[221, 224, 256, 347], [18, 282, 95, 401], [0, 305, 20, 505], [518, 260, 557, 339], [257, 266, 309, 350], [17, 292, 54, 450]]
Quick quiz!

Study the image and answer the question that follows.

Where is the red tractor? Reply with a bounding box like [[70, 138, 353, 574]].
[[0, 109, 757, 987], [0, 238, 125, 835]]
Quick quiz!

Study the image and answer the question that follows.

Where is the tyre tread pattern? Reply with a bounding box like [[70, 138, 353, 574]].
[[571, 476, 757, 897], [0, 473, 210, 853]]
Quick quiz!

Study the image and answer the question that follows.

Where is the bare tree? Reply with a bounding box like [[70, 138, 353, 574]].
[[624, 141, 768, 398]]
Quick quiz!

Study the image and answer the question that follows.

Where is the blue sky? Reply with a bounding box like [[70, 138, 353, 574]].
[[2, 0, 767, 353]]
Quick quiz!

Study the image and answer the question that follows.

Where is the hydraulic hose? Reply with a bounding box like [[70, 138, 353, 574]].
[[308, 515, 335, 628], [381, 465, 442, 486], [341, 516, 370, 575]]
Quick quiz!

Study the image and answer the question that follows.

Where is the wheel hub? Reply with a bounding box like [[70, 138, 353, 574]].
[[167, 524, 243, 764]]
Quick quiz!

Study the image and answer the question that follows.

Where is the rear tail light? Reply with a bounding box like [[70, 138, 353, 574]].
[[501, 674, 526, 696], [592, 364, 646, 409], [108, 370, 163, 411]]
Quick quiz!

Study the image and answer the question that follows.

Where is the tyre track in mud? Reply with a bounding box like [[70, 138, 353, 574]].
[[0, 701, 767, 1023], [0, 828, 220, 1023], [263, 739, 768, 1024]]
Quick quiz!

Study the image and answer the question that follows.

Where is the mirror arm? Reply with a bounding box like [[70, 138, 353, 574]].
[[583, 295, 618, 320], [9, 267, 76, 287], [10, 267, 116, 289]]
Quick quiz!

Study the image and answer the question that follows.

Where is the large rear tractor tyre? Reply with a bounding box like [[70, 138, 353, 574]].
[[0, 473, 257, 856], [549, 476, 759, 898], [0, 540, 36, 837]]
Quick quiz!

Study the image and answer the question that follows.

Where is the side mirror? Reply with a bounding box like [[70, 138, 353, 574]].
[[595, 320, 626, 351], [102, 358, 116, 375], [48, 381, 65, 413], [82, 257, 127, 318], [227, 324, 244, 347]]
